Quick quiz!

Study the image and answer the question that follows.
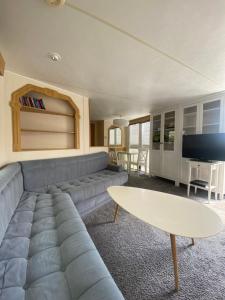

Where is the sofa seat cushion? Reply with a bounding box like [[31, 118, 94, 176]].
[[0, 191, 124, 300], [46, 169, 128, 205]]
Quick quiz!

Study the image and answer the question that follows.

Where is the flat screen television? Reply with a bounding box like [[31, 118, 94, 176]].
[[182, 133, 225, 161]]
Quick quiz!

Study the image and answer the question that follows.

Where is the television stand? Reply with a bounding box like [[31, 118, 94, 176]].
[[187, 160, 222, 202]]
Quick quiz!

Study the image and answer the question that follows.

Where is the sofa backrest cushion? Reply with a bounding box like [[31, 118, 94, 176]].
[[0, 163, 23, 246], [20, 152, 109, 192]]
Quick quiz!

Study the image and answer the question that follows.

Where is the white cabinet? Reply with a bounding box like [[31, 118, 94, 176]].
[[150, 109, 179, 182], [150, 96, 225, 195], [180, 99, 224, 186]]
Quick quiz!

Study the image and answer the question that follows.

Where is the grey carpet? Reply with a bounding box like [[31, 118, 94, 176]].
[[84, 175, 225, 300]]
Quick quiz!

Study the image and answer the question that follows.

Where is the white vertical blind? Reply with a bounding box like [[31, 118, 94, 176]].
[[109, 128, 115, 145], [129, 124, 139, 145], [141, 122, 150, 145], [109, 127, 122, 145]]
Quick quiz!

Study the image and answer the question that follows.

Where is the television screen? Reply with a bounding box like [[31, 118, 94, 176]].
[[182, 133, 225, 161]]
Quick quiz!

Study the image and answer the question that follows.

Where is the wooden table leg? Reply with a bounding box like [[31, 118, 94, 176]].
[[114, 204, 119, 222], [170, 234, 179, 291]]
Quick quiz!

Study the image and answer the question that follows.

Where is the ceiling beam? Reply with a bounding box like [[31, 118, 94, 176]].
[[0, 53, 5, 76]]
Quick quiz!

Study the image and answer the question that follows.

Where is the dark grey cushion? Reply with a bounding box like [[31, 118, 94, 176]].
[[0, 163, 23, 246], [20, 152, 109, 192], [107, 164, 124, 172], [46, 169, 128, 205], [0, 192, 124, 300]]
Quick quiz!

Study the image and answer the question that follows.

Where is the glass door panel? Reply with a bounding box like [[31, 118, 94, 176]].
[[152, 115, 161, 150], [183, 106, 197, 135], [202, 100, 220, 134], [164, 111, 175, 151]]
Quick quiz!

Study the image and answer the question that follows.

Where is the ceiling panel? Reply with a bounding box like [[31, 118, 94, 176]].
[[0, 0, 224, 119]]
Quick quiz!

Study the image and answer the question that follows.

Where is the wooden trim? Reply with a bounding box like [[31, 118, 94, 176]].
[[129, 115, 150, 125], [21, 106, 74, 117], [21, 129, 75, 134], [0, 53, 5, 76], [170, 234, 179, 291], [21, 148, 75, 151], [10, 84, 80, 151]]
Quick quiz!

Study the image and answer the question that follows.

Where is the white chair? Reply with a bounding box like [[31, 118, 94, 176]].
[[108, 150, 117, 165], [130, 148, 148, 175], [117, 152, 128, 170]]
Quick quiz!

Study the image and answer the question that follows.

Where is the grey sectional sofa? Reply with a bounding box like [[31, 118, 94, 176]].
[[0, 152, 127, 300]]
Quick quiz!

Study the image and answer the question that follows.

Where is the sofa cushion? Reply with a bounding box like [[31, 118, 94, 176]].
[[46, 169, 128, 205], [0, 191, 124, 300], [0, 163, 23, 246], [20, 152, 109, 192]]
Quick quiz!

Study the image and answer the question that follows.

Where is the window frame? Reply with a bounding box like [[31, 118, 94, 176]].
[[108, 126, 122, 146]]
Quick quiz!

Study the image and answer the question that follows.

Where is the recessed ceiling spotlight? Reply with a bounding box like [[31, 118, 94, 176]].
[[48, 52, 62, 62], [45, 0, 66, 7]]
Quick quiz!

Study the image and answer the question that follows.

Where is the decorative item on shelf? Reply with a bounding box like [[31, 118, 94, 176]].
[[19, 96, 46, 110], [113, 116, 129, 127]]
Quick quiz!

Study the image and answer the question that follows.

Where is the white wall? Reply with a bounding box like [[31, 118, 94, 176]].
[[0, 75, 6, 166], [1, 71, 92, 166]]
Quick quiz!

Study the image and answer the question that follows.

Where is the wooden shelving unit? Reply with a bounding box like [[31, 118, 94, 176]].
[[21, 106, 74, 117], [21, 129, 75, 134], [10, 84, 80, 151]]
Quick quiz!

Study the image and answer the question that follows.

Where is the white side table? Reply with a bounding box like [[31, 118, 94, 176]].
[[187, 160, 221, 202]]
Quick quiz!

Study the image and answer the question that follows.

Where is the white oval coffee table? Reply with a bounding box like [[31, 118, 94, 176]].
[[107, 186, 223, 291]]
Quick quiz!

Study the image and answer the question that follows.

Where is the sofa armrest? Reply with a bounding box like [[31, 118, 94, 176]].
[[106, 164, 124, 172]]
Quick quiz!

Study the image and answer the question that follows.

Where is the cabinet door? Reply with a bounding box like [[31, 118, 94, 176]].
[[183, 105, 197, 135], [152, 114, 161, 150], [150, 114, 162, 176], [164, 111, 175, 151], [202, 100, 221, 134], [161, 110, 179, 180]]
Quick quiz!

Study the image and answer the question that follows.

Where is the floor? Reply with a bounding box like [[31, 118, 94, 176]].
[[84, 175, 225, 300]]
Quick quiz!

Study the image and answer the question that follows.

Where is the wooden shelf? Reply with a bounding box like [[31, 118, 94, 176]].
[[21, 129, 75, 134], [21, 148, 74, 151], [21, 106, 74, 117]]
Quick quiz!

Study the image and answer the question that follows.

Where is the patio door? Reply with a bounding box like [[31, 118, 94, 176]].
[[129, 117, 150, 173]]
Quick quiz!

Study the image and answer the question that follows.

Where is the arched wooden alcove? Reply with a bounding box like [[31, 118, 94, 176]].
[[10, 84, 80, 151]]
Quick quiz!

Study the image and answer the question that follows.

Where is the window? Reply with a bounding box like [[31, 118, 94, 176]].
[[109, 127, 122, 146], [129, 117, 151, 174], [129, 124, 139, 145], [141, 122, 150, 145]]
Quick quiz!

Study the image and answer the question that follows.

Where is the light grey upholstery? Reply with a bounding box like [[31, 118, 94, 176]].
[[0, 154, 126, 300], [46, 169, 128, 215], [20, 152, 128, 216], [20, 152, 109, 192], [0, 163, 23, 246], [0, 191, 124, 300]]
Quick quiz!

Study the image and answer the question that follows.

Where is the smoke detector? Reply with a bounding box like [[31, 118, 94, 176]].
[[46, 0, 66, 6], [48, 52, 62, 62]]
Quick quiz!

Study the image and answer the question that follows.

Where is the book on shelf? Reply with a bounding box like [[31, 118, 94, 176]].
[[19, 96, 46, 110]]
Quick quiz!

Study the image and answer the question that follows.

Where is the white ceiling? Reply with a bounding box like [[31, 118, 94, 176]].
[[1, 0, 225, 119]]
